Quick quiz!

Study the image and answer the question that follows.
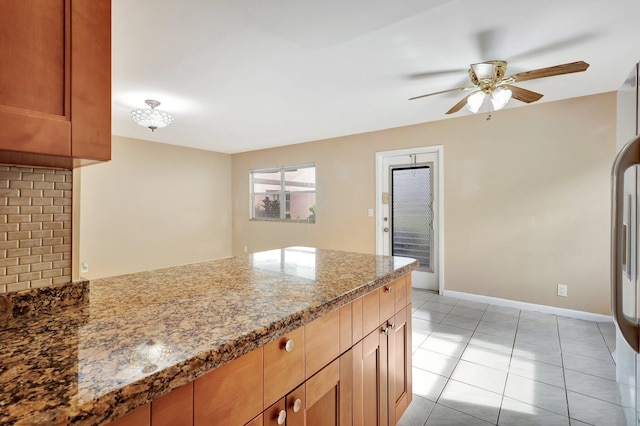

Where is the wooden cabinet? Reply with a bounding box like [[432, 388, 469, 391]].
[[0, 0, 111, 167], [105, 275, 412, 426], [194, 347, 264, 425], [353, 279, 412, 426], [264, 326, 305, 408], [387, 308, 412, 425], [151, 382, 193, 426], [108, 403, 150, 426]]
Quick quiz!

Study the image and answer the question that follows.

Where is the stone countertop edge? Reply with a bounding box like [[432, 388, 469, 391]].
[[99, 260, 418, 425]]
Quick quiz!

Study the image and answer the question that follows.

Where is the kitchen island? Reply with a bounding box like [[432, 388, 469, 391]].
[[0, 247, 418, 425]]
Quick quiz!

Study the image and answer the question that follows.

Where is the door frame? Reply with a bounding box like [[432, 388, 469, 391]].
[[375, 146, 444, 294]]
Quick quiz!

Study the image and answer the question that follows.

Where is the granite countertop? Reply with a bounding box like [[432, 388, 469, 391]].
[[0, 247, 418, 425]]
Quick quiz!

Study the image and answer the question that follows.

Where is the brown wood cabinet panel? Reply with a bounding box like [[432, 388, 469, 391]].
[[379, 283, 395, 324], [388, 307, 411, 425], [194, 347, 264, 426], [285, 383, 306, 426], [393, 276, 409, 312], [246, 413, 264, 426], [0, 0, 111, 163], [0, 0, 67, 115], [70, 0, 111, 160], [305, 308, 340, 378], [305, 356, 351, 426], [340, 303, 352, 354], [362, 290, 380, 336], [352, 297, 363, 344], [353, 328, 387, 426], [108, 403, 150, 426], [151, 382, 193, 426], [339, 349, 353, 426], [264, 398, 286, 426], [264, 325, 305, 407]]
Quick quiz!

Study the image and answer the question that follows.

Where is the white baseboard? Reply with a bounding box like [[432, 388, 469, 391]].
[[442, 290, 612, 323]]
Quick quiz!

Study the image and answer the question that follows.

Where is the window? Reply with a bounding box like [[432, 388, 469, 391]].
[[251, 164, 316, 222]]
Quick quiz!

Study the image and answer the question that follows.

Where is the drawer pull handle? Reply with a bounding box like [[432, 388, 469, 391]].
[[292, 398, 302, 413], [385, 286, 393, 293], [388, 322, 395, 329], [284, 339, 294, 352], [381, 327, 389, 336], [277, 409, 287, 425]]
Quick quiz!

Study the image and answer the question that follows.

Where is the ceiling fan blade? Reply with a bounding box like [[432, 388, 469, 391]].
[[503, 84, 544, 103], [408, 86, 472, 101], [445, 92, 475, 114], [509, 61, 589, 83]]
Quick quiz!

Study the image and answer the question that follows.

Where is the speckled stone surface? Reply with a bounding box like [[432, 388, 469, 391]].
[[0, 247, 417, 425]]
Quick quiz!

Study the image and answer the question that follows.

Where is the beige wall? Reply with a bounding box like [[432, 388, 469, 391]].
[[232, 92, 616, 314], [76, 136, 232, 280]]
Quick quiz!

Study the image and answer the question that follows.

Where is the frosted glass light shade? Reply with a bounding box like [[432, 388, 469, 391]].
[[131, 100, 174, 132], [490, 87, 512, 111], [466, 91, 486, 113]]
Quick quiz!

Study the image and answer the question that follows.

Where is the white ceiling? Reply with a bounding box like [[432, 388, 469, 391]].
[[112, 0, 640, 154]]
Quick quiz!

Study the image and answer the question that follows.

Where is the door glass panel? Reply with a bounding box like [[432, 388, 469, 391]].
[[391, 166, 432, 272]]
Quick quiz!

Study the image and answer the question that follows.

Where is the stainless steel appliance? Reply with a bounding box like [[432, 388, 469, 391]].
[[613, 62, 640, 426]]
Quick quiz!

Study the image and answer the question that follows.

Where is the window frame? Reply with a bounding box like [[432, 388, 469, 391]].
[[250, 163, 316, 223]]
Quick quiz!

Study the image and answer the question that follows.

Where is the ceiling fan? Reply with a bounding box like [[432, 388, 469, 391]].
[[409, 60, 590, 115]]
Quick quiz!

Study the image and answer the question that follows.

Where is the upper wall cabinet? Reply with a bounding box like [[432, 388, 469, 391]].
[[0, 0, 111, 166]]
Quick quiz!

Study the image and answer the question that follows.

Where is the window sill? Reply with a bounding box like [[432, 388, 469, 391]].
[[250, 218, 316, 224]]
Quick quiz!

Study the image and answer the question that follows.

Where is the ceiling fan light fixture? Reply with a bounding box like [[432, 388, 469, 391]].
[[466, 91, 486, 113], [131, 99, 174, 132], [490, 87, 512, 111]]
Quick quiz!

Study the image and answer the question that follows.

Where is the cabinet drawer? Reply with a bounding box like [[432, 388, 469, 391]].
[[379, 282, 395, 322], [245, 413, 263, 426], [394, 275, 410, 311], [264, 325, 305, 407], [194, 347, 263, 426], [305, 308, 340, 378], [151, 382, 193, 426], [362, 289, 380, 336]]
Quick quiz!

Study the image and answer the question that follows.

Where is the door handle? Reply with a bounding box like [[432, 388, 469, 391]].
[[612, 134, 640, 353]]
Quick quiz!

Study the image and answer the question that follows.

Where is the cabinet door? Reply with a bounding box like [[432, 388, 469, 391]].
[[305, 352, 351, 426], [285, 383, 305, 426], [387, 307, 412, 425], [0, 0, 71, 156], [194, 347, 264, 426], [151, 382, 193, 426], [107, 404, 150, 426], [0, 0, 110, 161], [352, 328, 388, 426]]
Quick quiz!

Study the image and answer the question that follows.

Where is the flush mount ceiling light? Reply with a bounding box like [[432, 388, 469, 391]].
[[130, 99, 174, 132]]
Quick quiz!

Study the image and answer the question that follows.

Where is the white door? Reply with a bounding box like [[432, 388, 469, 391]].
[[376, 147, 442, 292]]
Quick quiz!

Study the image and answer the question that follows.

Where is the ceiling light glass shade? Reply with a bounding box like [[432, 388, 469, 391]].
[[131, 100, 174, 132], [466, 91, 486, 113], [490, 87, 512, 111]]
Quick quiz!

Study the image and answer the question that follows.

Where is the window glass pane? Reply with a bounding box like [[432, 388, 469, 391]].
[[284, 167, 315, 192], [253, 171, 281, 193], [286, 192, 316, 220], [254, 194, 281, 218]]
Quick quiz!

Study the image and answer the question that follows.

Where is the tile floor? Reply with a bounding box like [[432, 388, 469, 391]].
[[398, 289, 626, 426]]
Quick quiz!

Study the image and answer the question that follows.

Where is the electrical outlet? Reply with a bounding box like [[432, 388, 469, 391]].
[[557, 284, 568, 297], [243, 246, 248, 254], [80, 262, 89, 273], [368, 208, 374, 217]]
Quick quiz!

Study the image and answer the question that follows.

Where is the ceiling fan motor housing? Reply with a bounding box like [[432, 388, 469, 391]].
[[469, 60, 507, 92]]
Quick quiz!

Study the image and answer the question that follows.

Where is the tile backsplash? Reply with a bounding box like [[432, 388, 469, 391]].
[[0, 165, 72, 293]]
